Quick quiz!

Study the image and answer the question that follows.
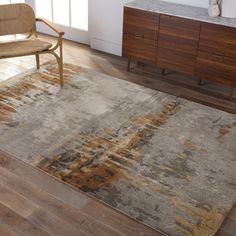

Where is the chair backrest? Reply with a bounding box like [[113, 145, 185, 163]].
[[0, 3, 35, 36]]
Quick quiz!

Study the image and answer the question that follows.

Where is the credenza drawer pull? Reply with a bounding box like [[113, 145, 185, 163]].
[[134, 34, 144, 39], [213, 53, 225, 59], [162, 15, 172, 18]]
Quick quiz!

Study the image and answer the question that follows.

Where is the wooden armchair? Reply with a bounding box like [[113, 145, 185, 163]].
[[0, 3, 65, 86]]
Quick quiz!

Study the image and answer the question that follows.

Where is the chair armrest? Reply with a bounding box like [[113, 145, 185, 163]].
[[36, 17, 65, 36]]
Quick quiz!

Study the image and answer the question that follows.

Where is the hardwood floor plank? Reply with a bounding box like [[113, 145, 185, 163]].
[[0, 202, 51, 236], [215, 229, 232, 236], [0, 166, 125, 236], [81, 200, 163, 236], [0, 224, 15, 236], [28, 208, 88, 236], [219, 218, 236, 236], [0, 183, 39, 218], [227, 207, 236, 221], [0, 183, 90, 236]]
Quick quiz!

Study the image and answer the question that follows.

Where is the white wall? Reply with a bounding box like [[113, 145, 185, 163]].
[[89, 0, 130, 56], [90, 0, 209, 56]]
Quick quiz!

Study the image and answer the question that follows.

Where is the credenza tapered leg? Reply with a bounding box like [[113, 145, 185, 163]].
[[127, 59, 131, 72], [198, 78, 202, 86], [162, 69, 167, 76], [229, 87, 234, 99]]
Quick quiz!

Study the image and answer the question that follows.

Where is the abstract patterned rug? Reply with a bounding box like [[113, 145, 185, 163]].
[[0, 62, 236, 236]]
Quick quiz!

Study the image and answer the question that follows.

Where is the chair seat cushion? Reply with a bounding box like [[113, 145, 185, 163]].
[[0, 38, 52, 58]]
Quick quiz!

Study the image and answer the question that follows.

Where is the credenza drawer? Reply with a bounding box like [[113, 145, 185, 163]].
[[123, 7, 159, 40], [158, 15, 200, 54], [157, 15, 200, 75], [196, 51, 236, 87], [157, 47, 197, 75], [199, 23, 236, 59], [122, 34, 157, 64]]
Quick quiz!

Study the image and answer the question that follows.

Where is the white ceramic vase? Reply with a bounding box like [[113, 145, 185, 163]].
[[221, 0, 236, 18], [208, 0, 220, 17], [208, 4, 220, 17]]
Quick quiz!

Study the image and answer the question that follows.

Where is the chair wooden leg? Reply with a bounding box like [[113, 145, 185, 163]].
[[51, 51, 63, 87], [35, 54, 40, 69], [46, 37, 64, 87], [59, 39, 64, 87]]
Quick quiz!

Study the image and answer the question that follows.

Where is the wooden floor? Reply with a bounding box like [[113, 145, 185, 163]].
[[0, 34, 235, 236]]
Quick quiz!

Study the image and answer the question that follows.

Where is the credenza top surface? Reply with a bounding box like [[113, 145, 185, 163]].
[[125, 0, 236, 28]]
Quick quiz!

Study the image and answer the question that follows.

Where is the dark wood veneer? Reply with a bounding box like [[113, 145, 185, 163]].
[[196, 51, 236, 87], [157, 15, 201, 75], [157, 47, 198, 75], [123, 34, 157, 64], [122, 7, 159, 65], [122, 6, 236, 95], [123, 7, 159, 40], [199, 23, 236, 59], [158, 15, 200, 52]]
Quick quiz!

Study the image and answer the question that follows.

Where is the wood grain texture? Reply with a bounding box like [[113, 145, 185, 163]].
[[216, 210, 236, 236], [157, 46, 198, 75], [199, 23, 236, 59], [122, 7, 159, 65], [158, 15, 200, 52], [81, 200, 160, 236], [196, 51, 236, 87], [157, 15, 200, 75], [228, 207, 236, 221], [123, 7, 159, 40], [0, 184, 39, 219], [0, 224, 16, 236], [0, 203, 50, 236], [123, 34, 157, 64]]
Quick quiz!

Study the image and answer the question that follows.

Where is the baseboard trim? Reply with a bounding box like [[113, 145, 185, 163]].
[[90, 37, 122, 56]]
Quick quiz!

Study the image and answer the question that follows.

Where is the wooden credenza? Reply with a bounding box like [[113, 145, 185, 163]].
[[122, 5, 236, 97]]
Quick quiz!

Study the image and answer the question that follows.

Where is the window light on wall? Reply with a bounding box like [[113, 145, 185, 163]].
[[35, 0, 88, 31]]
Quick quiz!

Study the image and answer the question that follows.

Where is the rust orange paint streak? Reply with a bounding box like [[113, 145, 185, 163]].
[[0, 63, 81, 123], [184, 140, 207, 152], [0, 80, 46, 122], [171, 196, 225, 236], [218, 123, 236, 138], [38, 101, 180, 192], [67, 161, 122, 190]]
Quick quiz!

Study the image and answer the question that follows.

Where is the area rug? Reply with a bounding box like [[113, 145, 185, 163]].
[[0, 62, 236, 236]]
